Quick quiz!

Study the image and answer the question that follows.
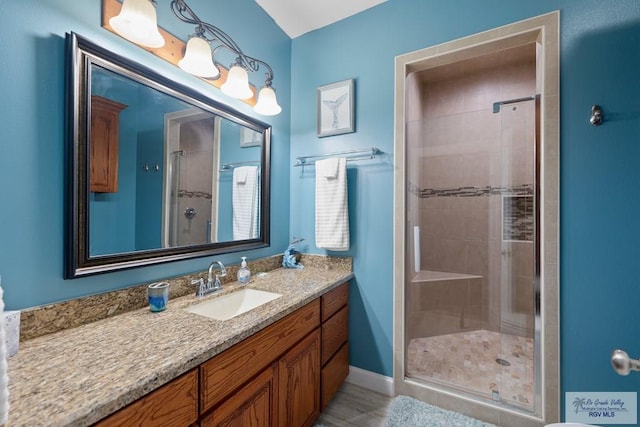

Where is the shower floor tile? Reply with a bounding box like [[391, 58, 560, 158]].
[[407, 329, 534, 410]]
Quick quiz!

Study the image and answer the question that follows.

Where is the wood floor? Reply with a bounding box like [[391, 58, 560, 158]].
[[314, 382, 392, 426]]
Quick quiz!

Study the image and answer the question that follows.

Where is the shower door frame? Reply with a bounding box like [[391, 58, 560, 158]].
[[162, 109, 220, 248], [393, 12, 559, 427]]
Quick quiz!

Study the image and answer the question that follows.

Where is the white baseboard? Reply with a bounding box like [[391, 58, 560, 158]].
[[346, 365, 394, 396]]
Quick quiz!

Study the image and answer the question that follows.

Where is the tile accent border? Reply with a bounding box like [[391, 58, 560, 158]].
[[409, 183, 533, 199], [178, 189, 212, 199], [20, 254, 352, 341]]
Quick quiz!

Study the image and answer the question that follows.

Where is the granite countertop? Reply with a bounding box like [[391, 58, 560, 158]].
[[7, 265, 353, 427]]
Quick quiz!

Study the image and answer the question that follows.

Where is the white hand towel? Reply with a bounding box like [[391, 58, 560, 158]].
[[235, 167, 248, 184], [316, 157, 340, 178], [233, 166, 259, 240], [315, 158, 350, 251]]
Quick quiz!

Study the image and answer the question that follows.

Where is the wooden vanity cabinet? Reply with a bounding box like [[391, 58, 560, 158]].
[[94, 282, 350, 427], [90, 95, 126, 193], [200, 299, 320, 427]]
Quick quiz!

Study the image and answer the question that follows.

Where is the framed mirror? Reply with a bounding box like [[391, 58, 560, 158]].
[[65, 32, 270, 278]]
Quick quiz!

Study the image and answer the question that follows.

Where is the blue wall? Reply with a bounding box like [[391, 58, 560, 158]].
[[2, 0, 640, 423], [289, 0, 640, 422], [0, 0, 291, 308]]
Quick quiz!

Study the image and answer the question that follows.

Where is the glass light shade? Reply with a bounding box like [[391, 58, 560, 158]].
[[221, 65, 253, 100], [109, 0, 165, 48], [178, 37, 220, 78], [254, 86, 282, 116]]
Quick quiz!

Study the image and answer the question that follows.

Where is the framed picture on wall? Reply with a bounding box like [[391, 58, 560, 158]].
[[240, 127, 262, 147], [317, 79, 355, 137]]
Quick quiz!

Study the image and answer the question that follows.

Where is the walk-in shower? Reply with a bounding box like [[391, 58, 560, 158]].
[[394, 12, 560, 426], [405, 86, 539, 411]]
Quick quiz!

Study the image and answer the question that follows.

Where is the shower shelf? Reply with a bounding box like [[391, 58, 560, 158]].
[[411, 270, 483, 283]]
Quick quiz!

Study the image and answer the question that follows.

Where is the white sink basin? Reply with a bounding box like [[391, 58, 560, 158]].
[[185, 288, 282, 320]]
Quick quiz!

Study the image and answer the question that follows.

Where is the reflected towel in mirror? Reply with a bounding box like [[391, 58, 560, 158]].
[[235, 167, 248, 183], [233, 166, 259, 240]]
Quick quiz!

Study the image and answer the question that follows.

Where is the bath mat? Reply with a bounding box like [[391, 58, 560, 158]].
[[385, 395, 497, 427]]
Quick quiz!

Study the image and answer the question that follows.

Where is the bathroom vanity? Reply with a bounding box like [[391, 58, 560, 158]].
[[7, 264, 352, 426]]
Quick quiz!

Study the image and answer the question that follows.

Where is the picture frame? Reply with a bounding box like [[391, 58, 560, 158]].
[[240, 127, 262, 147], [317, 79, 355, 137]]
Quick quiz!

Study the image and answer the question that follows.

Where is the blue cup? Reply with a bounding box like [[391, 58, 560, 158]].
[[148, 282, 170, 312]]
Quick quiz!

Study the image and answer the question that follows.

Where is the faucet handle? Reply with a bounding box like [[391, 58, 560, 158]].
[[191, 278, 206, 298]]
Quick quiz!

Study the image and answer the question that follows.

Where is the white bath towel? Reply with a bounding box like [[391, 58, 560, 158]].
[[315, 157, 350, 251], [233, 166, 259, 240]]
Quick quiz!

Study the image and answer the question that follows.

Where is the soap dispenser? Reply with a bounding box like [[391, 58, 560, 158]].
[[237, 256, 251, 285]]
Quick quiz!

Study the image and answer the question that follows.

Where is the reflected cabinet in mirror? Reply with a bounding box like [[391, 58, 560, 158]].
[[65, 32, 271, 278]]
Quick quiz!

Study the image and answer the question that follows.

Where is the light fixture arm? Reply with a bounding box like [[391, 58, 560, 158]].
[[170, 0, 274, 85]]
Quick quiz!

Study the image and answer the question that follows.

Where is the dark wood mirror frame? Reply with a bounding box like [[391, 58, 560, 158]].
[[65, 32, 271, 279]]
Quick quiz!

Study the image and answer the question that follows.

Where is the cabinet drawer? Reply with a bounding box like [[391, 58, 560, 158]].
[[321, 282, 349, 322], [321, 342, 349, 410], [94, 369, 198, 427], [321, 305, 348, 365], [200, 299, 320, 413]]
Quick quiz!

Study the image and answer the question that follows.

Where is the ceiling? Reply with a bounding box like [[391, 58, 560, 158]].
[[254, 0, 387, 38]]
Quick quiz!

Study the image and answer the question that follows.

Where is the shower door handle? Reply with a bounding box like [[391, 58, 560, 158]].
[[611, 349, 640, 375]]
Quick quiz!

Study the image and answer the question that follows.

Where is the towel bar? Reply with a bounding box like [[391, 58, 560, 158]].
[[294, 147, 381, 167]]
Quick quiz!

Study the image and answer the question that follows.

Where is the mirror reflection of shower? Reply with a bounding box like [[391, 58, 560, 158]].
[[162, 110, 219, 248]]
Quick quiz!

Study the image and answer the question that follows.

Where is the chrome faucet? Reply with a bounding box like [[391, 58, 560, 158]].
[[191, 261, 227, 297]]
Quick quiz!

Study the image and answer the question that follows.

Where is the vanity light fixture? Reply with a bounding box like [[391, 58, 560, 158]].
[[109, 0, 281, 115], [178, 35, 220, 78], [254, 85, 282, 116], [221, 61, 253, 100], [108, 0, 165, 48]]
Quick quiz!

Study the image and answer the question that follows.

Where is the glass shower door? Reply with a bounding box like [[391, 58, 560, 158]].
[[403, 95, 540, 413], [496, 97, 538, 413]]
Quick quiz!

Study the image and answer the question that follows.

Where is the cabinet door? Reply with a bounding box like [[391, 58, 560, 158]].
[[278, 330, 320, 427], [90, 95, 126, 193], [201, 364, 278, 427]]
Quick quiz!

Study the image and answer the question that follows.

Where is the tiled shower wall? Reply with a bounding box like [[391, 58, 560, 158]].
[[406, 43, 537, 339], [177, 117, 215, 246]]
